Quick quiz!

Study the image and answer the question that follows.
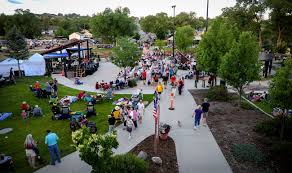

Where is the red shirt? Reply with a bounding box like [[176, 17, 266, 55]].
[[20, 104, 29, 110], [170, 76, 176, 82], [34, 83, 40, 89], [142, 71, 146, 79]]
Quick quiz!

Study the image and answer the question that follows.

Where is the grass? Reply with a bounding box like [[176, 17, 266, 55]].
[[254, 100, 273, 114], [0, 76, 153, 173]]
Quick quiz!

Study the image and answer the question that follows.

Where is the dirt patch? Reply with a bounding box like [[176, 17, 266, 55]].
[[189, 89, 275, 173], [131, 135, 179, 173]]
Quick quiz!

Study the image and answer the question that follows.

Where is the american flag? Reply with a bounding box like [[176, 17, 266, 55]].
[[153, 98, 158, 119]]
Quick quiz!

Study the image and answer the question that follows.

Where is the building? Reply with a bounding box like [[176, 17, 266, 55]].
[[69, 32, 84, 40], [81, 29, 93, 38]]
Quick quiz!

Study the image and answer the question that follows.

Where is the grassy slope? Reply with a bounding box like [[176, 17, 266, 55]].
[[0, 76, 153, 173]]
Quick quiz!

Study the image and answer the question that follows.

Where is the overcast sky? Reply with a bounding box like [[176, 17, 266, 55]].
[[0, 0, 236, 18]]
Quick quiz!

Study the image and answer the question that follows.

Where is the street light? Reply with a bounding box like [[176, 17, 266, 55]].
[[206, 0, 209, 32], [172, 5, 176, 59]]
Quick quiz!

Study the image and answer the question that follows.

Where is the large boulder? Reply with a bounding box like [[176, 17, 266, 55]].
[[137, 151, 148, 160], [151, 156, 162, 165]]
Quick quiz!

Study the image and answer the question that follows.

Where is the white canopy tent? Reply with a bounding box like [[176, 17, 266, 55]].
[[0, 58, 24, 77], [23, 53, 46, 76]]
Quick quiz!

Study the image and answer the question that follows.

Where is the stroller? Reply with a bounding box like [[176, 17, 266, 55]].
[[0, 154, 14, 172]]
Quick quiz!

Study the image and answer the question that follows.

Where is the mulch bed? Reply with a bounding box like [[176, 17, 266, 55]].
[[189, 89, 276, 173], [130, 135, 179, 173]]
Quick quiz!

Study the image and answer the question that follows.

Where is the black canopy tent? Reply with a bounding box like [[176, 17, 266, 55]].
[[41, 39, 92, 77]]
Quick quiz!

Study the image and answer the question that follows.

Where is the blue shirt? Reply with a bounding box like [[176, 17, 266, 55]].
[[45, 132, 59, 146], [194, 109, 203, 119]]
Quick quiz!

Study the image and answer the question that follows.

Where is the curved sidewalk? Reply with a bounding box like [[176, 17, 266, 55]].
[[36, 71, 232, 173]]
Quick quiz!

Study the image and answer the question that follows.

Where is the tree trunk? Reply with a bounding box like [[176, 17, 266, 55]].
[[17, 59, 22, 77], [277, 24, 283, 48], [238, 87, 242, 107]]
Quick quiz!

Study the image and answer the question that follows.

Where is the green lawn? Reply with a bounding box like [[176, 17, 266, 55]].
[[254, 100, 273, 114], [0, 76, 153, 173]]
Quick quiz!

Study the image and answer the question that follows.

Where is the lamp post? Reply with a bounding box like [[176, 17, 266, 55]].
[[172, 5, 176, 59], [206, 0, 209, 32]]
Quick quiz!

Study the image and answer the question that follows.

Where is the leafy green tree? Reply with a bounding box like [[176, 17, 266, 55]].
[[269, 58, 292, 113], [268, 58, 292, 140], [6, 26, 29, 77], [266, 0, 292, 52], [219, 32, 260, 105], [175, 12, 205, 29], [222, 0, 266, 47], [140, 13, 172, 39], [175, 25, 194, 52], [5, 9, 42, 39], [91, 7, 137, 43], [111, 37, 141, 68], [111, 37, 141, 79], [154, 39, 166, 50], [196, 18, 238, 77]]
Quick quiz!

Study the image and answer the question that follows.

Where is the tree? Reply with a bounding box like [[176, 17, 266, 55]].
[[154, 39, 166, 51], [175, 25, 194, 52], [111, 37, 141, 79], [196, 18, 239, 78], [268, 59, 292, 140], [175, 12, 205, 30], [222, 0, 266, 47], [6, 26, 29, 77], [140, 13, 172, 39], [219, 32, 260, 105], [266, 0, 292, 52], [91, 7, 137, 43]]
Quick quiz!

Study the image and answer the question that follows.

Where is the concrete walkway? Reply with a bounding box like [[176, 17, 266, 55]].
[[36, 70, 232, 173]]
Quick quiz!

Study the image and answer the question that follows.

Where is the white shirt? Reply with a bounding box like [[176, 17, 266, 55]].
[[137, 102, 145, 111]]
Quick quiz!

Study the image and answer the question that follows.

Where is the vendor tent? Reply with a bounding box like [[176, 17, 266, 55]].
[[23, 53, 46, 76], [0, 58, 24, 77]]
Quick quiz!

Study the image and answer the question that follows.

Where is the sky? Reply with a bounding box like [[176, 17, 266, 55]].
[[0, 0, 236, 18]]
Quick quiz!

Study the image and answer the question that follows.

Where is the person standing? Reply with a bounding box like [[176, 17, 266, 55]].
[[141, 70, 147, 85], [52, 78, 58, 95], [201, 98, 210, 126], [9, 67, 16, 84], [137, 100, 145, 124], [45, 130, 61, 165], [126, 117, 134, 139], [24, 134, 37, 169], [192, 105, 203, 130], [108, 114, 116, 133], [195, 70, 199, 88], [268, 50, 273, 75]]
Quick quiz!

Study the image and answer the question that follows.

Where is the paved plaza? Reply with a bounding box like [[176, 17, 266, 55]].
[[36, 63, 232, 173]]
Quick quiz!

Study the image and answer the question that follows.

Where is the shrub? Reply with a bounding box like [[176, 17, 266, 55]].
[[128, 79, 137, 88], [255, 117, 292, 139], [271, 142, 292, 172], [241, 100, 254, 110], [231, 144, 265, 164], [206, 85, 229, 101], [110, 153, 148, 173]]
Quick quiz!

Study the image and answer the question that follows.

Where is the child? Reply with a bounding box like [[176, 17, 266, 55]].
[[108, 114, 116, 133], [21, 110, 28, 120], [192, 105, 203, 130], [126, 117, 134, 139]]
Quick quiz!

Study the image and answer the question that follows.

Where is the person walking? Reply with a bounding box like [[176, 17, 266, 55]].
[[137, 100, 145, 124], [126, 117, 134, 139], [202, 98, 210, 126], [45, 130, 61, 165], [24, 134, 37, 169], [108, 114, 116, 133], [156, 82, 163, 99], [192, 105, 203, 130]]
